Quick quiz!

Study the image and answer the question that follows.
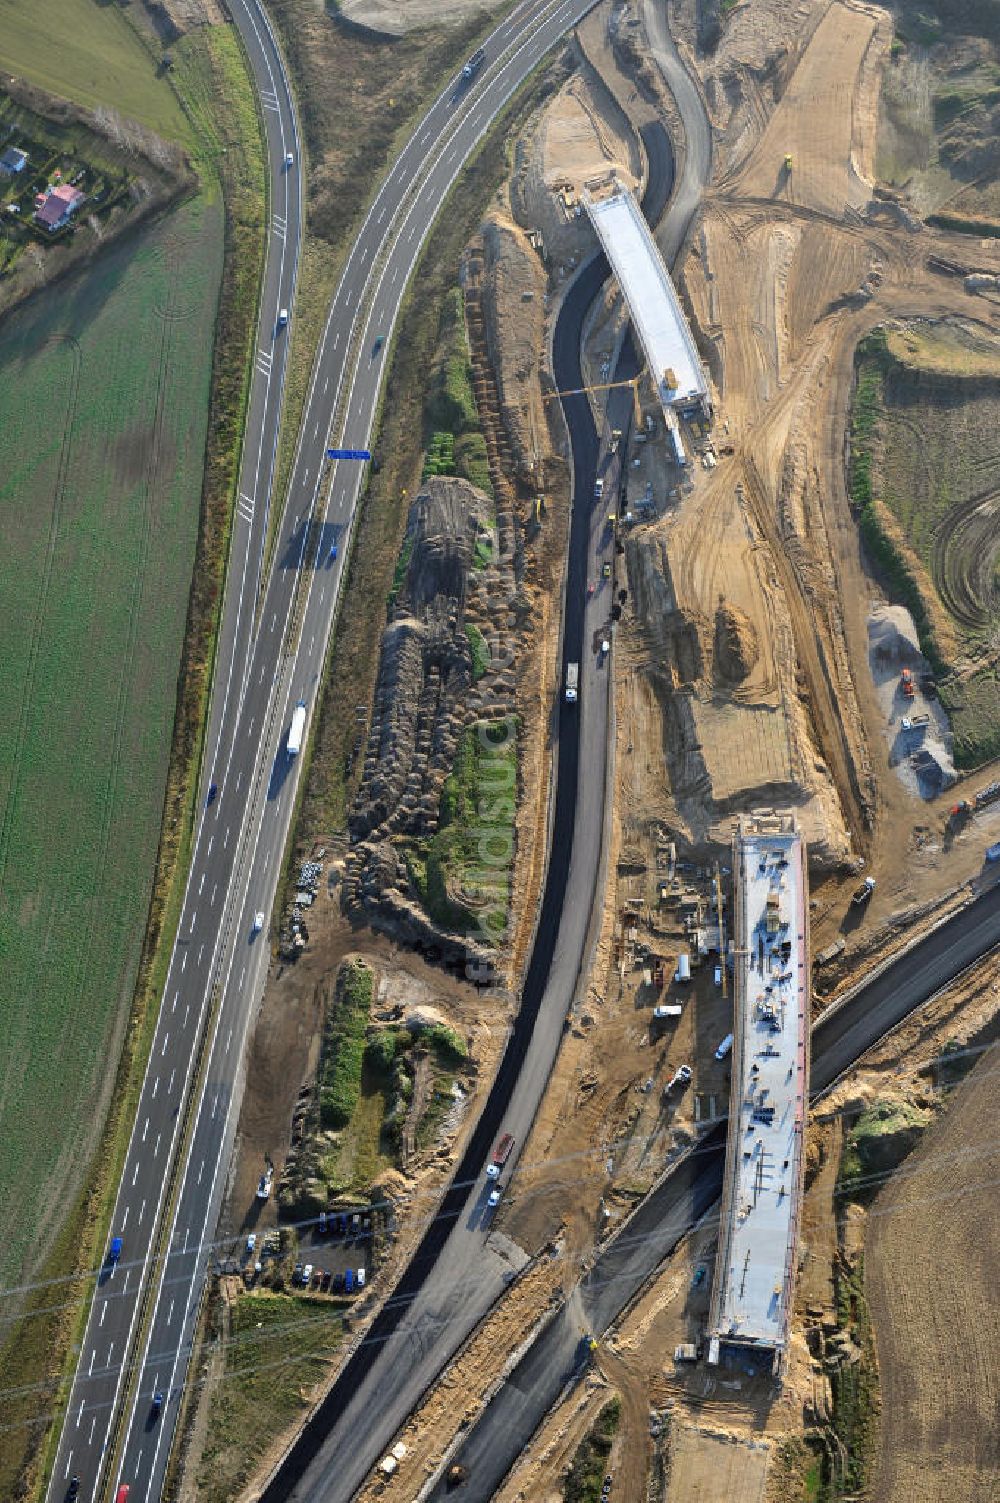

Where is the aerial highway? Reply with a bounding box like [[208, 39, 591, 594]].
[[44, 1, 615, 1500], [47, 0, 302, 1494]]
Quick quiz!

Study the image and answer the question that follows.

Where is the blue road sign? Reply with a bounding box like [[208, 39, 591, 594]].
[[327, 448, 371, 461]]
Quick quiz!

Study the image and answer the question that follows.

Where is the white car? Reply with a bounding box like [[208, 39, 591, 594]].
[[284, 150, 294, 167], [252, 911, 265, 935], [488, 1188, 501, 1208], [302, 1263, 313, 1285], [277, 307, 289, 328], [666, 1064, 693, 1092], [357, 1267, 366, 1288], [246, 1232, 257, 1255]]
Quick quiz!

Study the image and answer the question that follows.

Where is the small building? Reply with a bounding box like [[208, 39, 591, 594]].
[[34, 183, 85, 232], [0, 146, 28, 176]]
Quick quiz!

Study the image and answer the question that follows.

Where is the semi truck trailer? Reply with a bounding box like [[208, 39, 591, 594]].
[[287, 700, 307, 756]]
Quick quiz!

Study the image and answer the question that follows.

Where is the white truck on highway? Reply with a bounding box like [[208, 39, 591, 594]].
[[287, 700, 308, 756], [564, 662, 579, 703]]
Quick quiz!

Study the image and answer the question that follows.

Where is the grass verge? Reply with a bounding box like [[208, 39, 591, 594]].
[[193, 1290, 344, 1503], [563, 1397, 621, 1502], [319, 959, 374, 1129]]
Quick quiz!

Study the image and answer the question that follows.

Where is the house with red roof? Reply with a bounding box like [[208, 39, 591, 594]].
[[34, 183, 85, 231]]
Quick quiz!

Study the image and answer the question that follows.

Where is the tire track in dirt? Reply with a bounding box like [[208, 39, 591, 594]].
[[931, 484, 1000, 636], [738, 447, 870, 846]]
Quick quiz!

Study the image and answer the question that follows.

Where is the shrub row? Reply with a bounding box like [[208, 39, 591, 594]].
[[319, 959, 374, 1129]]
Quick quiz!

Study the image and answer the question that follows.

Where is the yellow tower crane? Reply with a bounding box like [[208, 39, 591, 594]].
[[542, 372, 645, 428]]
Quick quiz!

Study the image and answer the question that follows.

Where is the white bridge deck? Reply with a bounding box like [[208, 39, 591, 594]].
[[708, 814, 809, 1370], [582, 184, 708, 413]]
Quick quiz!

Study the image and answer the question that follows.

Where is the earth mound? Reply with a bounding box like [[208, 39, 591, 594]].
[[713, 599, 759, 684]]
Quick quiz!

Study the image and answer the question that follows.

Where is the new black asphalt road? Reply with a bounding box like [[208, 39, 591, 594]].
[[44, 2, 612, 1500], [426, 879, 1000, 1501]]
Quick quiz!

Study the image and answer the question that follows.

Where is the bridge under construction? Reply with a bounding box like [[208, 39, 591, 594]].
[[708, 812, 809, 1377]]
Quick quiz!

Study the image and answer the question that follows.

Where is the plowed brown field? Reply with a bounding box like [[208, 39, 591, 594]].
[[865, 1044, 1000, 1503]]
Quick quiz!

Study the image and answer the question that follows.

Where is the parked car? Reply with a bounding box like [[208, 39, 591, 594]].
[[345, 1268, 354, 1293], [318, 1211, 327, 1235], [302, 1263, 313, 1286], [357, 1267, 366, 1288], [293, 1262, 303, 1285]]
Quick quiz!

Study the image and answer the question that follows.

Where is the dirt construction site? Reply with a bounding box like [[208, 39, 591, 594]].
[[178, 0, 1000, 1499]]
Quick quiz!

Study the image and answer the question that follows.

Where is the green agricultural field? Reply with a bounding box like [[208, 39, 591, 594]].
[[0, 191, 223, 1295], [0, 0, 189, 142]]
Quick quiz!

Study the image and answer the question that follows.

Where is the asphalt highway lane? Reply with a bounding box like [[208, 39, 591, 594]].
[[45, 3, 609, 1501]]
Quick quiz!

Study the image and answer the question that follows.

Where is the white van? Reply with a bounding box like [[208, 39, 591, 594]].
[[715, 1033, 734, 1061]]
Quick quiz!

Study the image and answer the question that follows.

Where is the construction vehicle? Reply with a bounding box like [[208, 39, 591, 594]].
[[950, 782, 1000, 824], [445, 1464, 468, 1489], [851, 876, 876, 906], [900, 713, 929, 731], [610, 428, 622, 453], [900, 667, 915, 699], [565, 662, 579, 703], [784, 153, 793, 171]]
